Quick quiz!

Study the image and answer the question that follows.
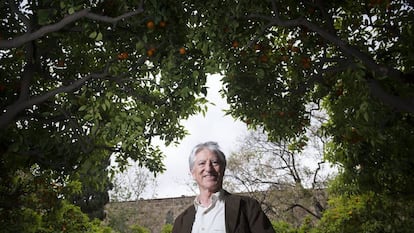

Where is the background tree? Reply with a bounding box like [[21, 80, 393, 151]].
[[105, 163, 157, 233], [225, 121, 335, 227], [109, 161, 157, 202]]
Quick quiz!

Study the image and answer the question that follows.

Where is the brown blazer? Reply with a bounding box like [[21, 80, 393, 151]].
[[172, 190, 275, 233]]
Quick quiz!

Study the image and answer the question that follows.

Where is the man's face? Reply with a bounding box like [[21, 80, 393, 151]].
[[191, 148, 225, 193]]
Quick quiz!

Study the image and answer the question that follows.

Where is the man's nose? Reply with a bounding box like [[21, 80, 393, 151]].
[[205, 161, 214, 171]]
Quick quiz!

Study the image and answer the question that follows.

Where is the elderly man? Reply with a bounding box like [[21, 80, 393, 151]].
[[172, 141, 275, 233]]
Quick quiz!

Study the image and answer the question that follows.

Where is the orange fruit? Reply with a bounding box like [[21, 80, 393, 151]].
[[117, 52, 128, 60], [57, 60, 65, 67], [146, 21, 155, 30], [159, 21, 166, 28], [147, 48, 155, 57], [301, 57, 310, 69], [245, 119, 251, 125], [259, 55, 268, 63], [291, 47, 299, 52], [232, 40, 239, 48], [179, 47, 186, 55]]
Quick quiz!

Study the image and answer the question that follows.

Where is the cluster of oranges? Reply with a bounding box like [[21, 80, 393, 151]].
[[146, 20, 167, 30], [119, 47, 186, 59], [146, 20, 186, 56], [118, 20, 187, 59]]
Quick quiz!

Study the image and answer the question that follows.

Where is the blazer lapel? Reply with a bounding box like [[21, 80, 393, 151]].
[[224, 190, 241, 233], [183, 206, 196, 233]]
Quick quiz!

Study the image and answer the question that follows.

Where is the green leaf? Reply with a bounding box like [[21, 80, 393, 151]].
[[136, 41, 144, 50], [95, 32, 103, 41], [79, 105, 88, 111], [37, 9, 53, 25], [363, 112, 369, 122], [89, 31, 97, 39], [192, 70, 199, 78], [101, 102, 107, 111], [68, 7, 75, 15]]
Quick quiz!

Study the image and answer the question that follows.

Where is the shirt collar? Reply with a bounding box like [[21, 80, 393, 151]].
[[194, 189, 224, 210]]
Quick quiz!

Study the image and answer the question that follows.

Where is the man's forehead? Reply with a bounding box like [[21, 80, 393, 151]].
[[195, 149, 218, 159]]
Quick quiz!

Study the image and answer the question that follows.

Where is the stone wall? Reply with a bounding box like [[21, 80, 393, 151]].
[[105, 195, 195, 233]]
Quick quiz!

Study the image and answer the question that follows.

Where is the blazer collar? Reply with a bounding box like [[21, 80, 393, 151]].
[[181, 205, 196, 233]]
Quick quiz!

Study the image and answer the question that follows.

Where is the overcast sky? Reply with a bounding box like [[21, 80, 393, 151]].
[[144, 74, 249, 199]]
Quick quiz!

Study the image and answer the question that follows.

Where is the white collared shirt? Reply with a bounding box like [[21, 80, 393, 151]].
[[191, 190, 226, 233]]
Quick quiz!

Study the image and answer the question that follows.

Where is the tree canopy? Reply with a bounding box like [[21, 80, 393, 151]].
[[185, 0, 413, 231], [1, 0, 414, 232], [1, 0, 209, 231], [187, 0, 414, 231]]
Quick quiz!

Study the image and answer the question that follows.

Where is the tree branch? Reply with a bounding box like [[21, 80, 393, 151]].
[[312, 161, 325, 189], [0, 7, 144, 49], [245, 10, 414, 113], [0, 58, 116, 129], [367, 79, 414, 113], [285, 203, 321, 219]]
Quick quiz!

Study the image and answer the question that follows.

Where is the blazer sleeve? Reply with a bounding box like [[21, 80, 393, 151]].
[[171, 214, 184, 233], [172, 205, 195, 233], [242, 197, 275, 233]]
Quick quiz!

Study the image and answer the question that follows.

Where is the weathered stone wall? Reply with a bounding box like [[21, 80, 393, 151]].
[[105, 195, 195, 233]]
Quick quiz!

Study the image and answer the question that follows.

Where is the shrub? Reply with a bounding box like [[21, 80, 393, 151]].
[[129, 224, 150, 233], [272, 221, 297, 233], [161, 223, 173, 233], [315, 192, 414, 233]]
